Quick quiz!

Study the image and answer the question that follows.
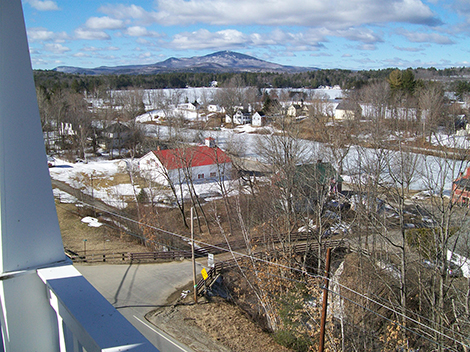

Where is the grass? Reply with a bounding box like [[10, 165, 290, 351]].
[[56, 201, 147, 255]]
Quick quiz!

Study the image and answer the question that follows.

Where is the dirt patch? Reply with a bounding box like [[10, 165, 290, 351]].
[[146, 281, 293, 352], [56, 202, 148, 255]]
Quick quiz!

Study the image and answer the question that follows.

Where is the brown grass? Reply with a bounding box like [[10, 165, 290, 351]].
[[56, 201, 148, 255]]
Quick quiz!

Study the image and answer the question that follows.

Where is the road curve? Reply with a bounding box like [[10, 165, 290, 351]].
[[75, 260, 205, 352]]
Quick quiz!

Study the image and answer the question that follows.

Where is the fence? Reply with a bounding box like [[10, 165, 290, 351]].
[[66, 249, 194, 263], [195, 239, 346, 296]]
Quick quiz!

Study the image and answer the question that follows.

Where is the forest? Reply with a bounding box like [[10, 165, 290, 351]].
[[34, 65, 470, 93]]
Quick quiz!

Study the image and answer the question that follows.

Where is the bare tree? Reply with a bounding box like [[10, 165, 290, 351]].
[[379, 143, 421, 335], [417, 152, 470, 350], [215, 75, 246, 126], [65, 91, 93, 160], [256, 119, 311, 264], [418, 81, 446, 143]]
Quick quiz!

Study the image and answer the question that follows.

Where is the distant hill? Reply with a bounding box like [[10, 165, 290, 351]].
[[54, 51, 317, 75]]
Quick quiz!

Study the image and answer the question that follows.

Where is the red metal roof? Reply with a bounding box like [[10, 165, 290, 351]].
[[152, 146, 231, 170]]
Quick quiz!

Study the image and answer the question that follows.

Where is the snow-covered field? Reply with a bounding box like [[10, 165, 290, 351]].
[[50, 158, 131, 208], [49, 157, 248, 210]]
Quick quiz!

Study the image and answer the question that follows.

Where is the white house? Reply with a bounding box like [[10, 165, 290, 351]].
[[178, 102, 199, 111], [252, 111, 266, 127], [286, 103, 308, 118], [225, 110, 252, 125], [59, 122, 76, 136], [101, 122, 132, 149], [335, 101, 362, 120], [139, 145, 232, 185], [447, 249, 470, 278], [207, 104, 224, 113]]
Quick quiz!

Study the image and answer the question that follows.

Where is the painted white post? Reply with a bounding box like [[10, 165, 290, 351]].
[[0, 0, 67, 350], [0, 2, 159, 351]]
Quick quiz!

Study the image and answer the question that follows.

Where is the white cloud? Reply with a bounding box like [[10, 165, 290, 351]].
[[31, 57, 48, 67], [398, 29, 455, 44], [452, 0, 470, 20], [125, 26, 161, 37], [43, 43, 70, 54], [136, 38, 150, 44], [356, 43, 377, 51], [73, 52, 91, 58], [25, 0, 59, 11], [85, 17, 125, 30], [330, 28, 383, 44], [151, 0, 439, 28], [82, 46, 100, 52], [96, 0, 440, 29], [170, 29, 247, 50], [394, 46, 425, 52], [98, 4, 159, 23], [27, 27, 68, 42], [75, 28, 111, 41], [138, 52, 152, 59], [379, 56, 460, 69], [167, 28, 327, 51], [82, 46, 121, 52]]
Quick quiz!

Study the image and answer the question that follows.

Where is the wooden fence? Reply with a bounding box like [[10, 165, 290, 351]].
[[66, 249, 194, 263], [195, 239, 346, 295]]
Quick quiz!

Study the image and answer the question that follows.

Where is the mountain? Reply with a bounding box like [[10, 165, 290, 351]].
[[54, 51, 316, 75]]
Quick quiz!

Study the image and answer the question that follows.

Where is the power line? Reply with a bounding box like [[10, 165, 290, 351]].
[[68, 199, 470, 349]]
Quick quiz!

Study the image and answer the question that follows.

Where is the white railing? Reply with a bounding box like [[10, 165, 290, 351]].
[[37, 264, 158, 352]]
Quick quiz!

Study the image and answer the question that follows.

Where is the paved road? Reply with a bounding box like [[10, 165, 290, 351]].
[[75, 260, 205, 352]]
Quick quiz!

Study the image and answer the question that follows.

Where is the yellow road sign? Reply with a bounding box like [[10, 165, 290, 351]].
[[201, 268, 208, 280]]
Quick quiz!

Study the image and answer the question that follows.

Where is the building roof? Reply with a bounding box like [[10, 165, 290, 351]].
[[336, 100, 361, 111], [275, 161, 342, 190], [454, 178, 470, 192], [152, 145, 231, 170], [103, 122, 131, 133], [294, 162, 343, 185]]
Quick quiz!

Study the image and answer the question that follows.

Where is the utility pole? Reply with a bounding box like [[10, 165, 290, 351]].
[[319, 247, 332, 352], [191, 207, 197, 303]]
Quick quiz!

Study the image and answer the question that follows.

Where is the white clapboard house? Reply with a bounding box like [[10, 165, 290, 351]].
[[139, 143, 232, 186]]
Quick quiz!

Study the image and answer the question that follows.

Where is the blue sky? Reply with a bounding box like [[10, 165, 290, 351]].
[[22, 0, 470, 71]]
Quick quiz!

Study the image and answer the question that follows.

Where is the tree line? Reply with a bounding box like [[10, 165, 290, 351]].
[[34, 66, 470, 93]]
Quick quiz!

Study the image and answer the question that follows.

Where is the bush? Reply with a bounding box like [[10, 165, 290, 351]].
[[273, 329, 311, 352]]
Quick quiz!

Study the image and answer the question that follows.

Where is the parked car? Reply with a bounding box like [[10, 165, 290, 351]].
[[47, 156, 55, 168]]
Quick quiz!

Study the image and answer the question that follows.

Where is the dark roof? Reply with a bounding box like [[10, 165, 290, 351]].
[[276, 162, 342, 190], [336, 101, 361, 111], [295, 162, 343, 185], [454, 178, 470, 192], [104, 122, 131, 133]]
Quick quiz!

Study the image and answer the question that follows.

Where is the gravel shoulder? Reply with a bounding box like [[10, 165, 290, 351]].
[[146, 281, 292, 352]]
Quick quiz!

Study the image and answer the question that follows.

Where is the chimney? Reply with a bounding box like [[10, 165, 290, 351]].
[[205, 137, 216, 148]]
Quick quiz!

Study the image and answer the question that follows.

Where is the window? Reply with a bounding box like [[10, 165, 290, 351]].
[[198, 174, 204, 179], [210, 172, 216, 178]]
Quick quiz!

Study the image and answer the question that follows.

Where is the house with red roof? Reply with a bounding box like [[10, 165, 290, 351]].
[[139, 143, 232, 186], [452, 166, 470, 206]]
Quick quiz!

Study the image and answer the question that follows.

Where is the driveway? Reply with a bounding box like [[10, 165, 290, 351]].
[[75, 260, 205, 352]]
